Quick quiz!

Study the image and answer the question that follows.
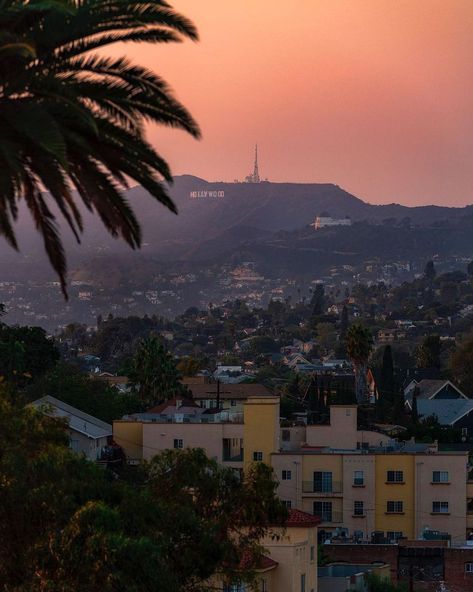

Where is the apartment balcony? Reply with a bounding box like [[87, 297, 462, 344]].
[[222, 451, 244, 462], [316, 511, 344, 524], [302, 481, 343, 496]]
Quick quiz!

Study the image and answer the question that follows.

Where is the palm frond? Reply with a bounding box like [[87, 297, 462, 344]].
[[0, 0, 199, 295]]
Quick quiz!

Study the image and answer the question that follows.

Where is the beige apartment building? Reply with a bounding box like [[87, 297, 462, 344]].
[[272, 446, 468, 543], [114, 399, 469, 544]]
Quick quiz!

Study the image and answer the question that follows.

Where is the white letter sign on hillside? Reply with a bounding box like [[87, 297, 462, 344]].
[[189, 190, 225, 199]]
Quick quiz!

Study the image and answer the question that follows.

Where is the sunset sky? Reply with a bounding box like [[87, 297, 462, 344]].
[[118, 1, 473, 206]]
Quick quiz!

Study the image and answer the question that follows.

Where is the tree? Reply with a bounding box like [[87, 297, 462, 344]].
[[365, 573, 408, 592], [249, 335, 279, 355], [27, 362, 141, 423], [339, 305, 349, 339], [0, 0, 199, 295], [346, 323, 373, 404], [415, 334, 441, 369], [424, 260, 436, 282], [315, 322, 337, 355], [449, 333, 473, 394], [411, 385, 419, 424], [176, 357, 202, 377], [0, 324, 59, 384], [126, 335, 185, 406], [310, 284, 325, 319], [376, 345, 404, 423], [0, 390, 287, 591]]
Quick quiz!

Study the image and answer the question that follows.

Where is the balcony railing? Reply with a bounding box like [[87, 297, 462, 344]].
[[302, 481, 343, 494], [222, 452, 244, 462], [315, 510, 344, 524]]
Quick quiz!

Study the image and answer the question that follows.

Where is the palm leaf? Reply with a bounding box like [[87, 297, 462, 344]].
[[0, 0, 199, 296]]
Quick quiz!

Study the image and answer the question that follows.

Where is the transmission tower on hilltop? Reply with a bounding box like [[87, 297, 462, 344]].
[[245, 144, 261, 183]]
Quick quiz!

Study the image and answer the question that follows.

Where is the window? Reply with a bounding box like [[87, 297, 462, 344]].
[[261, 579, 268, 592], [283, 500, 292, 509], [253, 451, 263, 462], [386, 501, 403, 513], [387, 531, 403, 541], [310, 545, 315, 561], [282, 470, 292, 481], [314, 471, 332, 492], [354, 501, 364, 516], [462, 427, 469, 437], [432, 501, 449, 514], [314, 501, 332, 522], [432, 471, 449, 483], [300, 573, 306, 592], [353, 470, 364, 486], [231, 400, 237, 406], [386, 470, 404, 483], [173, 439, 183, 449], [223, 582, 245, 592], [282, 429, 290, 441], [466, 563, 473, 574]]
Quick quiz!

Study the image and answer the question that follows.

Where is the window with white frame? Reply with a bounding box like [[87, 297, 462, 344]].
[[386, 501, 403, 513], [432, 501, 449, 514], [282, 470, 292, 480], [173, 438, 183, 449], [353, 501, 364, 516], [465, 563, 473, 574], [387, 531, 403, 541], [386, 470, 404, 483], [283, 500, 292, 509], [253, 451, 263, 462], [432, 471, 449, 483]]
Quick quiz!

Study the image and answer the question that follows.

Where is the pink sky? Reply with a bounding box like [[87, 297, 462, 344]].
[[115, 1, 473, 206]]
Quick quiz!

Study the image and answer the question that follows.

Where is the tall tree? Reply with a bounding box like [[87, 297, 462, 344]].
[[449, 333, 473, 394], [310, 284, 325, 319], [411, 385, 419, 425], [376, 345, 403, 422], [346, 323, 373, 405], [467, 260, 473, 278], [126, 335, 184, 406], [0, 0, 200, 296], [424, 260, 436, 282], [415, 334, 441, 369], [339, 305, 349, 339]]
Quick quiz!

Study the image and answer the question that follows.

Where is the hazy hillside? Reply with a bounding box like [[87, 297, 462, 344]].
[[2, 176, 473, 281]]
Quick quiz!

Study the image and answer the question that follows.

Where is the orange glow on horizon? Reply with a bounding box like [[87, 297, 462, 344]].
[[113, 1, 473, 206]]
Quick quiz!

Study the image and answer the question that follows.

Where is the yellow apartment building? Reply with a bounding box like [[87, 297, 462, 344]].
[[113, 395, 280, 472], [113, 399, 468, 544], [272, 447, 468, 543]]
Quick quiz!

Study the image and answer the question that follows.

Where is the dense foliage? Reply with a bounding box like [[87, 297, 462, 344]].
[[0, 389, 287, 591], [27, 362, 141, 423]]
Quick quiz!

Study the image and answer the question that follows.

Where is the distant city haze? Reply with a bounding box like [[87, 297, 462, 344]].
[[108, 1, 473, 207]]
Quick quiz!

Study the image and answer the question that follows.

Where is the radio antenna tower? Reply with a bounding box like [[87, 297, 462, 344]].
[[245, 144, 261, 183], [253, 144, 260, 183]]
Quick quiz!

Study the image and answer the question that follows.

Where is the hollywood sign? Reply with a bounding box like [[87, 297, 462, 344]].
[[190, 190, 225, 199]]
